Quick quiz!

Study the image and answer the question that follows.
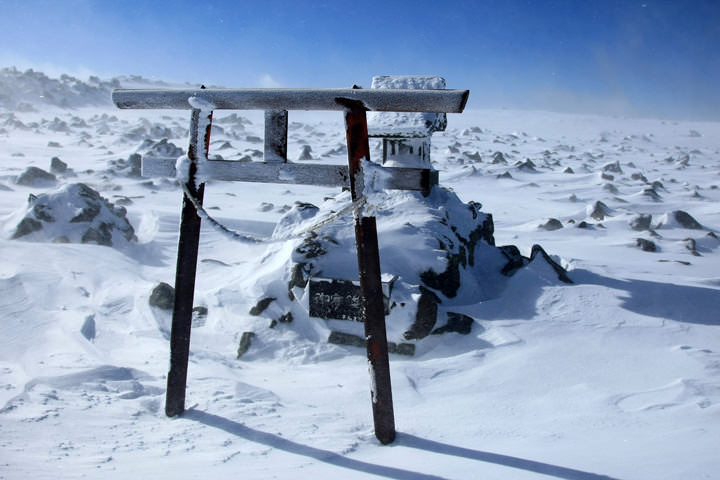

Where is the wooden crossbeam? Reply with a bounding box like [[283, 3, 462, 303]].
[[112, 87, 469, 113], [141, 157, 438, 193]]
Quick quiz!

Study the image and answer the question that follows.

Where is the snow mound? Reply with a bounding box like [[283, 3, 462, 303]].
[[7, 183, 137, 247], [243, 187, 570, 353]]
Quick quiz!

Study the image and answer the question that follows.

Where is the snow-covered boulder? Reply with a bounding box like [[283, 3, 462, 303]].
[[246, 186, 571, 350], [655, 210, 704, 230], [9, 183, 137, 247]]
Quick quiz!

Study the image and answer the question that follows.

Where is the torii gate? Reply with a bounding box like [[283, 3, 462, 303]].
[[113, 86, 469, 444]]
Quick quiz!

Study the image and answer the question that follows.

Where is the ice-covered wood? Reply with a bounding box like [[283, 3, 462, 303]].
[[112, 88, 469, 113], [264, 109, 288, 163], [142, 157, 438, 192], [368, 76, 448, 137]]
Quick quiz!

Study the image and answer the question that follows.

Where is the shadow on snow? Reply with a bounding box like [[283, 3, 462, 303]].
[[470, 268, 719, 326], [572, 269, 720, 326], [184, 409, 619, 480]]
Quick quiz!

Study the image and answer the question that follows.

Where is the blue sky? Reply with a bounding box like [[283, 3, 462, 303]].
[[1, 0, 718, 120]]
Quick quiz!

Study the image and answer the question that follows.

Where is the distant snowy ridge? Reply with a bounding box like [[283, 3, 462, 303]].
[[0, 66, 199, 110]]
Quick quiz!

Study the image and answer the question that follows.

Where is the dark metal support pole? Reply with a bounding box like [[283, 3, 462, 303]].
[[165, 106, 213, 417], [341, 98, 396, 445]]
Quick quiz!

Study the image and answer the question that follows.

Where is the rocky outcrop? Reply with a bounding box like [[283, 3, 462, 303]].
[[247, 186, 573, 350], [10, 183, 137, 247]]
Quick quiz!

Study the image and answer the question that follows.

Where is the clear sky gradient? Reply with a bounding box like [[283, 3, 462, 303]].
[[1, 0, 718, 120]]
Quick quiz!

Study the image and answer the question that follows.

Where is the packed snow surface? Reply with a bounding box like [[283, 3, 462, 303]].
[[0, 69, 719, 479]]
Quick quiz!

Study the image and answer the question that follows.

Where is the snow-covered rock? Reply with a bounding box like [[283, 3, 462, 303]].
[[249, 186, 570, 347], [8, 183, 137, 247]]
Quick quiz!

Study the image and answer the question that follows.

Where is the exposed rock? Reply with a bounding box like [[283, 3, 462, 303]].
[[12, 217, 43, 238], [539, 218, 564, 231], [530, 245, 573, 284], [15, 166, 57, 187], [249, 297, 275, 316], [656, 210, 703, 230], [278, 312, 293, 324], [683, 238, 701, 256], [515, 159, 537, 171], [463, 151, 482, 162], [636, 238, 658, 252], [420, 212, 495, 298], [629, 214, 653, 231], [50, 156, 68, 174], [236, 332, 256, 358], [432, 312, 477, 335], [82, 225, 113, 245], [491, 151, 507, 164], [328, 331, 365, 348], [108, 153, 142, 177], [675, 153, 690, 166], [297, 144, 313, 160], [563, 167, 574, 174], [139, 138, 184, 158], [651, 180, 665, 191], [499, 245, 528, 276], [387, 342, 415, 356], [295, 233, 327, 259], [328, 331, 415, 356], [149, 282, 175, 310], [127, 153, 142, 177], [288, 262, 309, 299], [588, 201, 612, 220], [192, 306, 209, 320], [602, 160, 623, 173], [641, 187, 662, 201], [404, 288, 440, 340], [81, 315, 96, 341], [602, 183, 619, 194], [631, 172, 648, 183]]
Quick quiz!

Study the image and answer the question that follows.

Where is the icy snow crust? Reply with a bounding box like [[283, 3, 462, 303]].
[[1, 69, 720, 479]]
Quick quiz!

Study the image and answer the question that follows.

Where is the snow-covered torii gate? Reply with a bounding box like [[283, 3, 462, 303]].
[[113, 86, 469, 444]]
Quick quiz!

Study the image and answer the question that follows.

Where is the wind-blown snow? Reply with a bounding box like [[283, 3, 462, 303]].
[[0, 69, 719, 479]]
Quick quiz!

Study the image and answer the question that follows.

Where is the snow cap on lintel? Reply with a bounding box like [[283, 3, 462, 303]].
[[368, 75, 448, 137]]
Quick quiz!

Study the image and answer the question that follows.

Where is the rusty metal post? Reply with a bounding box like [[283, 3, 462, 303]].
[[340, 97, 396, 445], [165, 105, 213, 417]]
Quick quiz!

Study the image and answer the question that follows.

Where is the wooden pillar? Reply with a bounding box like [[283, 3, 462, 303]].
[[341, 97, 396, 445], [264, 109, 288, 163], [165, 105, 213, 417]]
